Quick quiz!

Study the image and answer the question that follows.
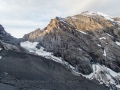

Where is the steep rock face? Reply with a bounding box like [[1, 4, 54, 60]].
[[23, 28, 43, 42], [23, 17, 94, 74], [0, 24, 20, 45], [22, 12, 120, 75], [0, 24, 28, 53], [0, 50, 109, 90]]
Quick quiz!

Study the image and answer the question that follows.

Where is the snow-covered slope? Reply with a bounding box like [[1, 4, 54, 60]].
[[21, 41, 67, 64], [82, 64, 120, 89], [20, 41, 120, 90], [97, 12, 114, 22]]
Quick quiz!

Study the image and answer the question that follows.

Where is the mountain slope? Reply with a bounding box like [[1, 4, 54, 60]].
[[0, 49, 109, 90], [22, 12, 120, 73], [22, 11, 120, 89], [0, 23, 109, 90]]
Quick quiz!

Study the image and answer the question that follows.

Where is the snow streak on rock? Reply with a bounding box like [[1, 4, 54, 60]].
[[115, 41, 120, 46], [97, 12, 114, 22], [76, 29, 87, 34], [106, 33, 113, 37], [72, 64, 120, 89], [58, 17, 70, 26], [103, 50, 107, 56], [0, 56, 2, 59], [97, 44, 102, 47], [99, 37, 106, 40]]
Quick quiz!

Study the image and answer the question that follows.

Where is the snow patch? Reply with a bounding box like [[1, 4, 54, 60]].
[[0, 48, 2, 50], [4, 72, 8, 75], [79, 31, 87, 34], [71, 16, 77, 19], [62, 20, 70, 26], [79, 48, 82, 51], [106, 33, 113, 37], [20, 41, 38, 50], [58, 18, 70, 26], [97, 44, 101, 47], [103, 49, 107, 56], [116, 85, 120, 88], [20, 41, 78, 78], [21, 41, 70, 64], [115, 41, 120, 46], [82, 11, 115, 22], [71, 64, 120, 88], [97, 12, 114, 21], [76, 29, 87, 34], [0, 56, 2, 59], [99, 37, 106, 40]]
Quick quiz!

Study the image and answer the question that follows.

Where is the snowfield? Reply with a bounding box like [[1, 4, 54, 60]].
[[21, 41, 67, 63], [72, 64, 120, 89]]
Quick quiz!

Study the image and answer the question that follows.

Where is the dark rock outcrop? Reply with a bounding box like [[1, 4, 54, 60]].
[[0, 24, 20, 45], [0, 24, 28, 53]]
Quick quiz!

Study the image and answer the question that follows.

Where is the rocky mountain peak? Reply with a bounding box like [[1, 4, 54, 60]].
[[65, 13, 116, 31], [22, 11, 120, 75], [46, 17, 60, 29]]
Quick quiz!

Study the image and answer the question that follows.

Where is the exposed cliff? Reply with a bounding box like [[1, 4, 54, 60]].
[[22, 12, 120, 75]]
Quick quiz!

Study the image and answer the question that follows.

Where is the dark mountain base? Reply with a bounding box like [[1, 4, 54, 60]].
[[0, 50, 109, 90]]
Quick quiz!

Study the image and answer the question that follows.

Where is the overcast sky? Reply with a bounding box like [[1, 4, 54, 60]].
[[0, 0, 120, 38]]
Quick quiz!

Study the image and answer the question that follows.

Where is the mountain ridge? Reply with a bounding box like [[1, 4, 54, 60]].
[[22, 11, 120, 73], [21, 11, 120, 89]]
